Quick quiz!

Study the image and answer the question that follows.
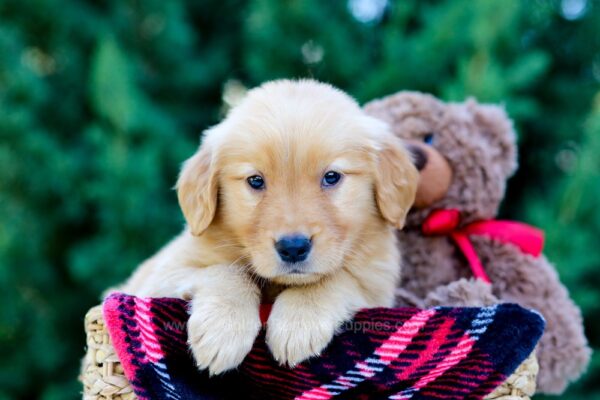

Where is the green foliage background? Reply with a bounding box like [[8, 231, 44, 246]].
[[1, 0, 598, 398]]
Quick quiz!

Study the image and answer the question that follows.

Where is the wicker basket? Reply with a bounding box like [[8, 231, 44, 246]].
[[80, 305, 538, 400]]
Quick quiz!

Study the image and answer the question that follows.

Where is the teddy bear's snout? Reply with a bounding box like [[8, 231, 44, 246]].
[[406, 144, 428, 171], [403, 140, 453, 208]]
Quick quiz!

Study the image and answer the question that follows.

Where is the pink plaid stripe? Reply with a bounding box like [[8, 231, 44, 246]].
[[295, 309, 436, 400], [135, 297, 165, 363], [388, 306, 498, 399]]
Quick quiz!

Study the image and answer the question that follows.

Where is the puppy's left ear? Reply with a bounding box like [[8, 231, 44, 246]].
[[374, 129, 419, 229]]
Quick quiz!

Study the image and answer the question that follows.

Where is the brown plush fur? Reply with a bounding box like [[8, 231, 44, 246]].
[[364, 91, 591, 394]]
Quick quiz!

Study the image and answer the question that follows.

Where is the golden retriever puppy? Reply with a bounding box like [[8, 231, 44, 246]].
[[121, 79, 418, 375]]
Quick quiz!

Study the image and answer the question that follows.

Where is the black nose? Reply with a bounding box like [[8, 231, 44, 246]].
[[406, 144, 428, 171], [275, 235, 312, 263]]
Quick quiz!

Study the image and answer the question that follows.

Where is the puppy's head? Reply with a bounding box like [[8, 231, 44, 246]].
[[177, 80, 417, 284]]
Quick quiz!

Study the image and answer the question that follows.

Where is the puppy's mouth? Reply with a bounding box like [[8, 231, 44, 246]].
[[269, 261, 327, 285], [277, 261, 311, 275], [287, 268, 306, 274], [278, 261, 310, 276]]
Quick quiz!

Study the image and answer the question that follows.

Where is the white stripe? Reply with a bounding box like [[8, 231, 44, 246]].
[[360, 365, 383, 372], [389, 393, 414, 399], [155, 361, 168, 370], [158, 378, 178, 396], [334, 381, 356, 388], [323, 384, 346, 391], [159, 380, 177, 394], [347, 370, 365, 376], [467, 327, 488, 335], [153, 366, 171, 380], [339, 376, 363, 383], [471, 318, 494, 326]]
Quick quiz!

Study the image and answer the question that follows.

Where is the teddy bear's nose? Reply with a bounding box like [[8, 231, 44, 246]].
[[406, 144, 428, 171]]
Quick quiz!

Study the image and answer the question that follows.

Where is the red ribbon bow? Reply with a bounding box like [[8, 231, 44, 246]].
[[421, 209, 545, 284]]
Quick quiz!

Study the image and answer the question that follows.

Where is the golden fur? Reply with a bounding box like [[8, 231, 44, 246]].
[[120, 80, 418, 374]]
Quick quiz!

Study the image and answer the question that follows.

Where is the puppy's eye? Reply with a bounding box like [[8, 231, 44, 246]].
[[322, 171, 342, 187], [423, 133, 435, 145], [247, 175, 265, 190]]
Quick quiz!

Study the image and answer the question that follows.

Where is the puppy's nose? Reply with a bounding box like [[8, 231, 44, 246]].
[[406, 144, 428, 171], [275, 235, 312, 263]]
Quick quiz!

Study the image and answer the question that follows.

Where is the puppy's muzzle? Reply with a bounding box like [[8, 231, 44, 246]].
[[275, 234, 312, 264]]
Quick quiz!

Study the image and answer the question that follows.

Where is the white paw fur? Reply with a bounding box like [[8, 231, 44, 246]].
[[266, 293, 342, 367], [186, 264, 262, 375], [188, 299, 261, 375]]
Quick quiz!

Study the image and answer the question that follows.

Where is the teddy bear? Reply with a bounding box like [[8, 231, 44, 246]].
[[364, 91, 591, 395]]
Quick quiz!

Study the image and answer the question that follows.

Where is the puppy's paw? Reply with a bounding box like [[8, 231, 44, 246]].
[[187, 301, 261, 375], [266, 300, 339, 367]]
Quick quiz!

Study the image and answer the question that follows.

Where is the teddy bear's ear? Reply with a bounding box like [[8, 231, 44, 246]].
[[364, 91, 444, 139], [467, 99, 518, 178]]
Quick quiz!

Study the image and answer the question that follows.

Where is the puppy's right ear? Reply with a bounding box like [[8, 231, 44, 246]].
[[176, 143, 218, 236], [374, 130, 419, 229]]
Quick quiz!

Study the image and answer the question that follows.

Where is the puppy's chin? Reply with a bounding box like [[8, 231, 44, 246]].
[[270, 271, 325, 286], [249, 258, 337, 286]]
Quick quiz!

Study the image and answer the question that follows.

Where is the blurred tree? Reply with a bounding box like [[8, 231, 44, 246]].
[[527, 95, 600, 399], [0, 0, 242, 398], [0, 0, 598, 398]]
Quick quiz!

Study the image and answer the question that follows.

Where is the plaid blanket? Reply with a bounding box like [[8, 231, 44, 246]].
[[103, 293, 544, 400]]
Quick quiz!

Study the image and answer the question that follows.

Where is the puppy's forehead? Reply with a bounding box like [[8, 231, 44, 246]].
[[217, 82, 377, 169]]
